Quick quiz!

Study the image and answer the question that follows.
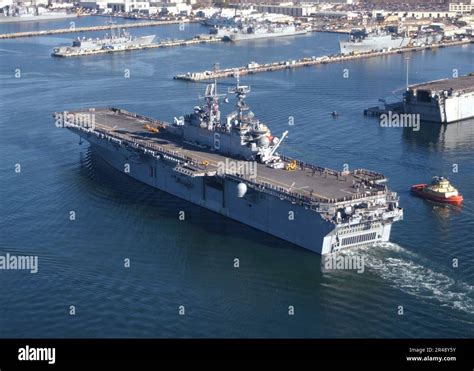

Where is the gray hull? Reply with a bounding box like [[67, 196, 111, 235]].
[[52, 35, 156, 56], [404, 75, 474, 123], [411, 34, 443, 47], [0, 13, 77, 23], [339, 35, 411, 54], [405, 91, 474, 123], [71, 125, 397, 255], [228, 29, 307, 42]]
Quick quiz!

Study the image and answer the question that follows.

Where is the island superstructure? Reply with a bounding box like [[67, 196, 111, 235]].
[[55, 80, 403, 255]]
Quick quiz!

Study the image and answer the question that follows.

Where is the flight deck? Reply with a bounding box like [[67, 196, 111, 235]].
[[63, 107, 388, 204]]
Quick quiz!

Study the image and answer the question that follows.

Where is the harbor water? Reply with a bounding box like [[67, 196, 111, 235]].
[[0, 18, 473, 338]]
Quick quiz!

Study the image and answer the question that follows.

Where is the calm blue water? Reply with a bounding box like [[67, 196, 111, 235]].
[[0, 14, 140, 34], [1, 17, 473, 338]]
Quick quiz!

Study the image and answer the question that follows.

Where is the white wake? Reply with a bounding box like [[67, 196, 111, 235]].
[[342, 243, 474, 315]]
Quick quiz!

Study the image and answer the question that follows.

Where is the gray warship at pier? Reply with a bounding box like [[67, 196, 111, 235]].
[[55, 80, 403, 255], [339, 29, 410, 54], [52, 20, 155, 57]]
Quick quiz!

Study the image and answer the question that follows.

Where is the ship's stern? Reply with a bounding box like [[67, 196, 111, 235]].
[[320, 193, 403, 255]]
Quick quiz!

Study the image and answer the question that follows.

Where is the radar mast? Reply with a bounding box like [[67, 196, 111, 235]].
[[228, 75, 251, 123], [200, 80, 226, 129]]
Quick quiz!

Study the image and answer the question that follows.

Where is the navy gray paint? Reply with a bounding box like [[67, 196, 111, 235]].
[[55, 81, 403, 254]]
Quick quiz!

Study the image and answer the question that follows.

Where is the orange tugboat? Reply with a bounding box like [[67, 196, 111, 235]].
[[411, 177, 463, 205]]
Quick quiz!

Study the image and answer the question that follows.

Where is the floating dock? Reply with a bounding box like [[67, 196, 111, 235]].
[[365, 74, 474, 123], [51, 35, 222, 57], [0, 19, 195, 39], [405, 74, 474, 123], [174, 39, 473, 82]]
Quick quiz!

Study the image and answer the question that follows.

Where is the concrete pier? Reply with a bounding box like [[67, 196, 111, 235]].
[[0, 19, 196, 39], [51, 35, 222, 57], [174, 39, 473, 82]]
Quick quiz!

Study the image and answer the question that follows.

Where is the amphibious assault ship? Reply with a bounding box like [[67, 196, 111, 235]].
[[55, 80, 403, 255]]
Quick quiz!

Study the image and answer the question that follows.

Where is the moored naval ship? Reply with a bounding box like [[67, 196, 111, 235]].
[[209, 25, 235, 38], [52, 23, 155, 57], [339, 29, 410, 54], [410, 31, 443, 47], [55, 80, 403, 255], [224, 22, 308, 42], [0, 4, 77, 23], [202, 13, 240, 27]]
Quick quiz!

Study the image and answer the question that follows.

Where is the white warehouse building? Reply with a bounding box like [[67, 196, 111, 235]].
[[78, 0, 192, 15]]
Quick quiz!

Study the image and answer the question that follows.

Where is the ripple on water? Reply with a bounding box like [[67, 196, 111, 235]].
[[344, 243, 474, 316]]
